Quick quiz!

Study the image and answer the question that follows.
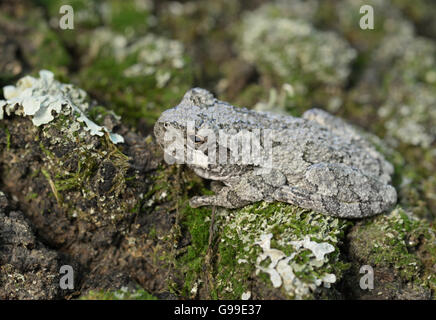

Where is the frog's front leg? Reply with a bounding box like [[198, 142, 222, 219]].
[[190, 171, 283, 209], [273, 163, 397, 218]]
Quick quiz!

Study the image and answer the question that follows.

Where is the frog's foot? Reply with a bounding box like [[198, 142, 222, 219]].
[[273, 163, 397, 218], [190, 195, 232, 208], [189, 187, 251, 209]]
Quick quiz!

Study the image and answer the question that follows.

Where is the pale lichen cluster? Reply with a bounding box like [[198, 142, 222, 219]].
[[335, 0, 436, 148], [239, 1, 356, 90], [375, 31, 436, 147], [255, 233, 336, 298], [336, 0, 411, 37], [217, 202, 349, 299], [88, 28, 185, 87], [0, 70, 124, 144]]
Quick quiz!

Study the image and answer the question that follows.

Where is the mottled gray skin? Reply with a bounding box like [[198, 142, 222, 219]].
[[154, 88, 397, 218]]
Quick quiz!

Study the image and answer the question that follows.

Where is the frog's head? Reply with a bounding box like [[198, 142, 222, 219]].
[[154, 88, 247, 180], [154, 88, 218, 167]]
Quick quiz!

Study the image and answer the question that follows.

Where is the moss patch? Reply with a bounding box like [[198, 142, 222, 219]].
[[348, 207, 436, 296], [80, 287, 157, 300]]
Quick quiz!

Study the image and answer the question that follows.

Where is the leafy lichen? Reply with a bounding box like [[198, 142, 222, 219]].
[[177, 202, 352, 300]]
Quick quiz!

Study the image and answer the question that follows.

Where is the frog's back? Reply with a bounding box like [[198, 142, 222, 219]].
[[271, 122, 390, 184]]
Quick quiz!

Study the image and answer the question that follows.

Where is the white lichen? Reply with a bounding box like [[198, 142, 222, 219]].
[[239, 3, 356, 89], [88, 28, 184, 87], [0, 70, 124, 144], [337, 0, 412, 39], [254, 233, 337, 298], [218, 201, 346, 300], [0, 100, 5, 120], [254, 84, 296, 115], [290, 236, 335, 261], [241, 291, 251, 300], [374, 27, 436, 147]]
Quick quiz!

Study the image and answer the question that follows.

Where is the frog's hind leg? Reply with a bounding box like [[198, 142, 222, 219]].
[[273, 185, 336, 216], [272, 185, 379, 218], [303, 108, 394, 183], [272, 163, 397, 218]]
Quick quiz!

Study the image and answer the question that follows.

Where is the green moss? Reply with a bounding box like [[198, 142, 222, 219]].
[[53, 151, 99, 193], [26, 193, 39, 200], [349, 208, 436, 291], [106, 0, 153, 34], [137, 162, 214, 298], [0, 126, 11, 151], [38, 0, 102, 29], [214, 219, 257, 299], [80, 287, 157, 300], [389, 145, 436, 221], [41, 168, 61, 203], [41, 0, 153, 33], [320, 0, 412, 53], [76, 48, 192, 126], [0, 3, 71, 77], [86, 106, 117, 126], [177, 204, 212, 297], [228, 84, 266, 110], [32, 29, 71, 74]]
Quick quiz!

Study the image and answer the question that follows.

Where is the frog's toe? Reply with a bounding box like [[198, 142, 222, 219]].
[[189, 195, 235, 208], [189, 195, 214, 208]]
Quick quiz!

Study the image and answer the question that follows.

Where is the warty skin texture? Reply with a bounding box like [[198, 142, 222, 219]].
[[154, 88, 397, 218]]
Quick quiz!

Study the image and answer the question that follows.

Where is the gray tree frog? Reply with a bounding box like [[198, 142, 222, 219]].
[[154, 88, 397, 218]]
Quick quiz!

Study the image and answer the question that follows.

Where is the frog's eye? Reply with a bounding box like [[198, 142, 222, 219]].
[[189, 135, 207, 144]]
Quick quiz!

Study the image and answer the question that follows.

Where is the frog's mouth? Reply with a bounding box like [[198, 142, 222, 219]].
[[153, 121, 168, 149], [191, 164, 247, 181], [186, 145, 210, 169]]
